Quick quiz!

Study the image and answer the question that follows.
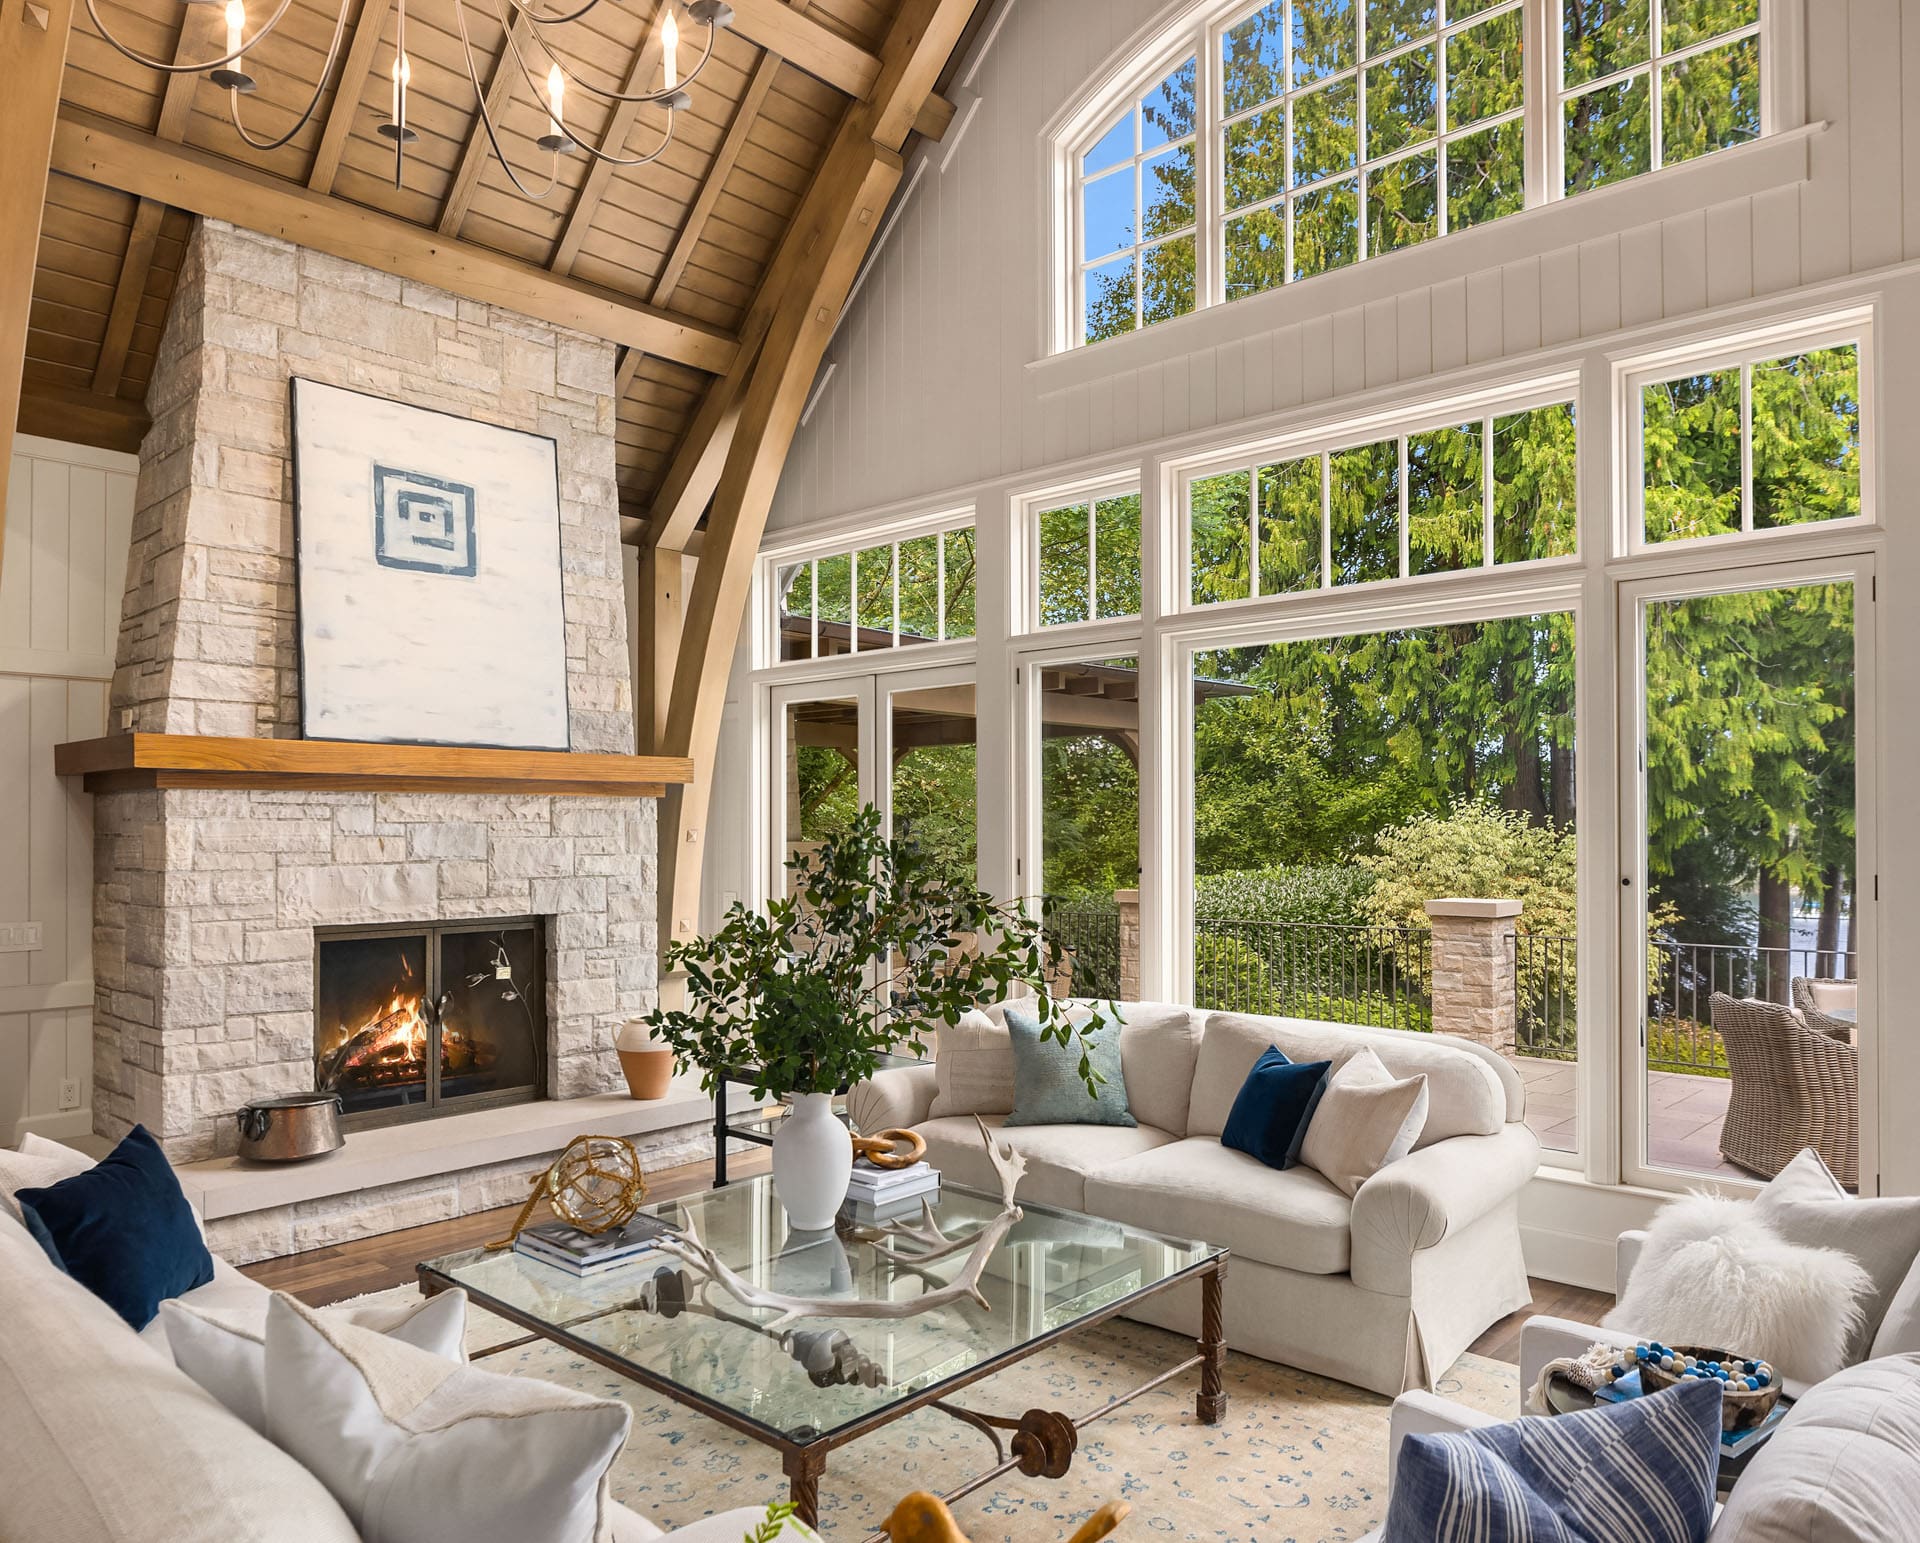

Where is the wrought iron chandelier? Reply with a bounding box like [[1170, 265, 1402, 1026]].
[[84, 0, 734, 197]]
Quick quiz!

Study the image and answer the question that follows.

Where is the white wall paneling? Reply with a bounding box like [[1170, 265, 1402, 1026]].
[[1, 437, 135, 1142]]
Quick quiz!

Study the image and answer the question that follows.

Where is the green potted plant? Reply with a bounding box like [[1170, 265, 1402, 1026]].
[[643, 806, 1096, 1229]]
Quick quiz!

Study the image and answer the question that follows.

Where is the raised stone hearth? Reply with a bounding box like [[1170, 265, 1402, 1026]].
[[88, 218, 676, 1180]]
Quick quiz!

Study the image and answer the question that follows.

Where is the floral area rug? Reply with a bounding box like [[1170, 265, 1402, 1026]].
[[344, 1286, 1515, 1542]]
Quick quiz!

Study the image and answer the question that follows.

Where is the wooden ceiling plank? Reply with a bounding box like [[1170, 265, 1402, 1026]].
[[547, 0, 675, 277], [3, 0, 79, 586], [91, 195, 164, 395], [52, 108, 741, 374], [435, 7, 533, 236], [309, 0, 394, 193], [650, 52, 778, 310], [92, 5, 215, 401]]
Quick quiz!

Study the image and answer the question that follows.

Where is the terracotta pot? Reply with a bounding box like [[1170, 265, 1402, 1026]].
[[618, 1047, 674, 1100]]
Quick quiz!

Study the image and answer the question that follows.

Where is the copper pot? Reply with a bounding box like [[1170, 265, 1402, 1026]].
[[236, 1093, 344, 1161]]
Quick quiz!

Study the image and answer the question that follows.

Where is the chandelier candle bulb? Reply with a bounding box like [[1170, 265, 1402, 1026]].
[[662, 6, 679, 90], [224, 0, 242, 58]]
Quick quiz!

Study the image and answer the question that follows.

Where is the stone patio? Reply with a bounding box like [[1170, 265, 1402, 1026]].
[[1518, 1055, 1740, 1179]]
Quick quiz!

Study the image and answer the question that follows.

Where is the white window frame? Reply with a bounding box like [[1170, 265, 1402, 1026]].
[[759, 508, 979, 671], [1046, 0, 1805, 354], [1020, 470, 1147, 634], [1617, 310, 1874, 558], [1171, 372, 1582, 611]]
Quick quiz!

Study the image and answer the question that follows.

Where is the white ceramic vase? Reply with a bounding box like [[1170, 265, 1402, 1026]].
[[771, 1092, 852, 1231]]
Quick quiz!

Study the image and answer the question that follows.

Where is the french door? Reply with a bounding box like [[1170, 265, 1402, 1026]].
[[765, 662, 979, 903], [1618, 554, 1875, 1193]]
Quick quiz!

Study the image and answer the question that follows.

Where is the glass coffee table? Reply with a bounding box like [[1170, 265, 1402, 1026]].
[[419, 1176, 1228, 1534]]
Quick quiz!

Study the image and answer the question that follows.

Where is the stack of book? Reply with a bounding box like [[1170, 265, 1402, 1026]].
[[842, 1160, 941, 1226], [512, 1213, 677, 1277]]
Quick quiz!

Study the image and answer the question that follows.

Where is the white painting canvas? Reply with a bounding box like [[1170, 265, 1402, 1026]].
[[291, 378, 571, 750]]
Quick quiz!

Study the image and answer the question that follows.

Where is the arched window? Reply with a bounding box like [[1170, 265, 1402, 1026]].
[[1058, 0, 1781, 351]]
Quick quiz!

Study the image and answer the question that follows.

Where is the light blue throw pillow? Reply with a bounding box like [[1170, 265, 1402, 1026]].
[[1383, 1378, 1722, 1543], [1002, 1005, 1135, 1128]]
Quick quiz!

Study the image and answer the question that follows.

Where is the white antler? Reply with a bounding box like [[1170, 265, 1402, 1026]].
[[654, 1116, 1025, 1329]]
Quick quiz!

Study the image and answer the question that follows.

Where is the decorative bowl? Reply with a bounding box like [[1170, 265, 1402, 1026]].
[[1636, 1343, 1781, 1430]]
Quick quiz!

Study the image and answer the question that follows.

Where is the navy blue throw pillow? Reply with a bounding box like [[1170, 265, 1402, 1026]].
[[16, 1124, 214, 1330], [1382, 1377, 1723, 1543], [1220, 1046, 1331, 1170]]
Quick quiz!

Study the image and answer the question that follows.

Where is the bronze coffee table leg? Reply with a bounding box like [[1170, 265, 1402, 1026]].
[[783, 1445, 827, 1529], [1197, 1260, 1228, 1423]]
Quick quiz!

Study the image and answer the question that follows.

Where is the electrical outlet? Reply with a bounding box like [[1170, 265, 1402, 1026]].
[[58, 1079, 81, 1111], [0, 922, 42, 954]]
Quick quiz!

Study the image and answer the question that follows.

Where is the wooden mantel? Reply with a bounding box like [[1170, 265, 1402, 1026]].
[[54, 734, 693, 798]]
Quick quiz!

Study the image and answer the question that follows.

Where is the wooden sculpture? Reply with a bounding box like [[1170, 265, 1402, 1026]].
[[879, 1492, 1128, 1543], [850, 1127, 928, 1169]]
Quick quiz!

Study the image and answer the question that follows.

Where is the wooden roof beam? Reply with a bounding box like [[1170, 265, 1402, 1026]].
[[51, 109, 741, 375], [94, 8, 216, 400], [548, 1, 675, 277], [309, 0, 395, 194], [2, 0, 78, 587], [724, 0, 953, 138], [650, 52, 779, 310], [437, 8, 534, 236]]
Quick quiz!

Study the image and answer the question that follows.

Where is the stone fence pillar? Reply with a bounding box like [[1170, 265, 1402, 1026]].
[[1424, 898, 1522, 1056], [1114, 889, 1141, 1002]]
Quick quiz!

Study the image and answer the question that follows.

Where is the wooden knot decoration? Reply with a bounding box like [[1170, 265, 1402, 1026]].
[[879, 1492, 1129, 1543], [851, 1127, 927, 1170], [486, 1134, 648, 1251]]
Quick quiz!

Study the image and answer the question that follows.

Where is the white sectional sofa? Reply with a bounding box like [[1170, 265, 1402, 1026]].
[[850, 1001, 1541, 1396], [0, 1169, 778, 1543]]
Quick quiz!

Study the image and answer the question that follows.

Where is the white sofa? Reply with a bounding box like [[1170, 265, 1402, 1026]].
[[0, 1179, 779, 1542], [850, 1001, 1541, 1396], [1361, 1226, 1920, 1541]]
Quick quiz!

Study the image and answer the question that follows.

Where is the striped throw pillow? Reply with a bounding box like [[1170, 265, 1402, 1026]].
[[1384, 1378, 1722, 1543]]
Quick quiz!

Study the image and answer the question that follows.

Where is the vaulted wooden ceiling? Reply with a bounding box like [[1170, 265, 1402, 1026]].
[[15, 0, 971, 526]]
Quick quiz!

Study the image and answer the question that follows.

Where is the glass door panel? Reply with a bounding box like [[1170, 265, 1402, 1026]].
[[1632, 573, 1859, 1188], [884, 673, 978, 887], [770, 683, 872, 901]]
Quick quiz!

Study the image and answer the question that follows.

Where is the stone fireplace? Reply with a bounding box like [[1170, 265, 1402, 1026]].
[[75, 217, 717, 1242]]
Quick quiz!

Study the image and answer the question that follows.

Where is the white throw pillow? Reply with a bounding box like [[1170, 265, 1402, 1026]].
[[162, 1288, 469, 1432], [1299, 1047, 1429, 1197], [264, 1292, 631, 1543], [0, 1131, 95, 1221], [1606, 1193, 1873, 1386], [928, 1009, 1017, 1119], [1749, 1146, 1920, 1363]]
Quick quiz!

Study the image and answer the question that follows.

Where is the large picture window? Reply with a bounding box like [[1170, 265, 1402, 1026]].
[[1057, 0, 1783, 348]]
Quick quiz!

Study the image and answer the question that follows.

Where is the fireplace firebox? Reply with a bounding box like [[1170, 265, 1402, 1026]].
[[314, 918, 546, 1128]]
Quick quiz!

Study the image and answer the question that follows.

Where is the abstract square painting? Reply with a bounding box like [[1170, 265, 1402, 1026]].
[[290, 378, 571, 750]]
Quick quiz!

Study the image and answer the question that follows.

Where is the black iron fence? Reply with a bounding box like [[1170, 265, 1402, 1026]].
[[1511, 934, 1857, 1076], [1192, 919, 1432, 1030], [1044, 896, 1122, 1000]]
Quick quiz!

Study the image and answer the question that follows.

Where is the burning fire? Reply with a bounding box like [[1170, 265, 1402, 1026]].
[[316, 949, 497, 1094]]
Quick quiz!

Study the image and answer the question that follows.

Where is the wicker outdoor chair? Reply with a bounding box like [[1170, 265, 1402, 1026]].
[[1791, 975, 1858, 1042], [1710, 991, 1858, 1190]]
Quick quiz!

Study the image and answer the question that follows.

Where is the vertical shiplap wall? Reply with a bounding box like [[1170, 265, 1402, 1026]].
[[0, 435, 135, 1142], [770, 0, 1912, 529]]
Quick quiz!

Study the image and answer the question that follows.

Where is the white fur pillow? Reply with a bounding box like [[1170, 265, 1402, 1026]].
[[1606, 1193, 1872, 1387]]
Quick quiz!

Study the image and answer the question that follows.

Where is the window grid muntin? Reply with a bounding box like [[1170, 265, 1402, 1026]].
[[1558, 0, 1762, 191], [771, 520, 978, 663], [1063, 0, 1771, 347], [1077, 65, 1202, 343], [1632, 333, 1864, 551], [1184, 391, 1577, 606]]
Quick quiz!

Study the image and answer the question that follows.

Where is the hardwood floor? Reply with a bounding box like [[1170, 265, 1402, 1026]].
[[241, 1150, 1615, 1366]]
